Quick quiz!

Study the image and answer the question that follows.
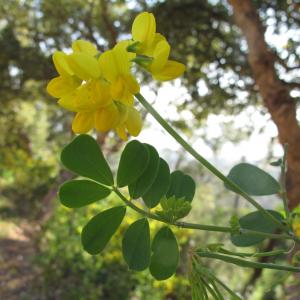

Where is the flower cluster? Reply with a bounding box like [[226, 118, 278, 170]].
[[47, 12, 185, 140]]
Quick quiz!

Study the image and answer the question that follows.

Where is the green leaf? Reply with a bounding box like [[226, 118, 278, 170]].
[[143, 158, 171, 208], [128, 144, 160, 199], [61, 134, 113, 186], [117, 140, 149, 188], [166, 170, 196, 202], [81, 206, 126, 255], [150, 226, 179, 280], [122, 218, 150, 271], [59, 179, 111, 208], [231, 210, 283, 247], [226, 163, 280, 196]]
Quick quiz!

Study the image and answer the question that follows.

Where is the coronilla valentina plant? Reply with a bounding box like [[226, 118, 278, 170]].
[[48, 11, 300, 300]]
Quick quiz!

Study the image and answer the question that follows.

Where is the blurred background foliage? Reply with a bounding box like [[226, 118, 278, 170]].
[[1, 0, 300, 299]]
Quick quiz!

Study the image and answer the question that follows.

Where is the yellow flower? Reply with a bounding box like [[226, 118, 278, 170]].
[[94, 102, 120, 132], [72, 111, 95, 134], [131, 12, 185, 81], [67, 53, 101, 80], [116, 105, 142, 141], [47, 51, 81, 99], [58, 80, 112, 112], [99, 41, 140, 105], [72, 39, 99, 56], [132, 12, 156, 52], [72, 102, 120, 134], [47, 39, 101, 101], [72, 102, 142, 141], [47, 39, 143, 140]]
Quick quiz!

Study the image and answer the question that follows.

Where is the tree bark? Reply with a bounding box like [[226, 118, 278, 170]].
[[228, 0, 300, 209]]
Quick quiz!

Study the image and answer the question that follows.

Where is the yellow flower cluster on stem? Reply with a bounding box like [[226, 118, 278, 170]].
[[47, 12, 185, 139]]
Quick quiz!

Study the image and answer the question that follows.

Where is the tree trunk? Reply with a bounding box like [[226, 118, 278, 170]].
[[228, 0, 300, 210]]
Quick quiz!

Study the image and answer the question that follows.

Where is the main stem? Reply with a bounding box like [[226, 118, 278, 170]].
[[135, 93, 287, 232]]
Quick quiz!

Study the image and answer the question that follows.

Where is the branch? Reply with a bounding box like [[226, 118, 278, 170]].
[[284, 81, 300, 90], [273, 51, 300, 72]]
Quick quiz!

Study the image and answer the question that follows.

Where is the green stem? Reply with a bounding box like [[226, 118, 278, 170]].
[[113, 187, 230, 232], [113, 187, 299, 242], [135, 93, 287, 232], [218, 248, 287, 258], [210, 275, 242, 300], [201, 278, 222, 300], [281, 144, 290, 221], [196, 251, 300, 273]]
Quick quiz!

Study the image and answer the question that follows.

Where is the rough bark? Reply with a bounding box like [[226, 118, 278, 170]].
[[228, 0, 300, 209]]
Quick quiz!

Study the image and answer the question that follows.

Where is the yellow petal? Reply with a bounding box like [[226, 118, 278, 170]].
[[116, 104, 129, 126], [99, 42, 135, 82], [74, 84, 92, 111], [150, 40, 170, 73], [47, 76, 77, 98], [58, 91, 79, 112], [90, 80, 112, 107], [126, 107, 142, 137], [68, 53, 101, 80], [110, 77, 136, 105], [143, 33, 166, 56], [124, 74, 140, 94], [109, 75, 139, 105], [94, 103, 119, 132], [53, 51, 74, 76], [116, 125, 128, 141], [132, 12, 156, 49], [98, 50, 118, 82], [113, 41, 135, 75], [110, 77, 124, 100], [72, 112, 94, 133], [72, 83, 108, 112], [119, 90, 134, 106], [72, 40, 98, 56], [152, 60, 185, 81]]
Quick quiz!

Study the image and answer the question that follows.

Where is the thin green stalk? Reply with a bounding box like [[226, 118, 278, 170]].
[[195, 251, 300, 273], [210, 274, 242, 300], [201, 278, 222, 300], [240, 229, 293, 241], [113, 187, 299, 242], [205, 279, 224, 300], [281, 144, 290, 221], [218, 248, 287, 258], [135, 92, 287, 232]]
